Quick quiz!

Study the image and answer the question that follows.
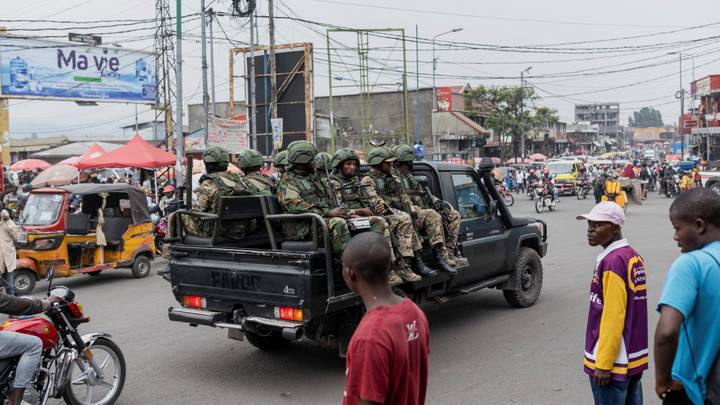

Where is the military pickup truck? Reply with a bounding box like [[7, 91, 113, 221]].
[[163, 159, 548, 356]]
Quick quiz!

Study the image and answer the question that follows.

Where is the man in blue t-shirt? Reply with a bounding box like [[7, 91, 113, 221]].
[[654, 188, 720, 405]]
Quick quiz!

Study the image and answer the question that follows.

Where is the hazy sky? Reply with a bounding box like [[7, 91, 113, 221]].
[[3, 0, 719, 138]]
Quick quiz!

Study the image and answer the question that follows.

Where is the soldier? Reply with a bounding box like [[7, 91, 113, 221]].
[[314, 152, 334, 178], [184, 146, 259, 237], [276, 141, 415, 282], [272, 150, 288, 184], [361, 147, 456, 274], [331, 148, 435, 280], [237, 149, 274, 195], [393, 144, 468, 266]]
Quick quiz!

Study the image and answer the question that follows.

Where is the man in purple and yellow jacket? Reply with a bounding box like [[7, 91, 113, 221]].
[[578, 202, 648, 405]]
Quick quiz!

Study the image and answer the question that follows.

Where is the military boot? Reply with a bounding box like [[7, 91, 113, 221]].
[[388, 270, 403, 286], [409, 252, 437, 278], [446, 246, 468, 266], [432, 246, 457, 274], [396, 260, 422, 282]]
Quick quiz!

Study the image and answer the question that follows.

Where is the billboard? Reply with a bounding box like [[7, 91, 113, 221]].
[[208, 115, 248, 154], [0, 37, 157, 103]]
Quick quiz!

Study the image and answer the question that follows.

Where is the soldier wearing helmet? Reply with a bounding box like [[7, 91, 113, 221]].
[[393, 144, 468, 267], [361, 147, 457, 275], [272, 150, 288, 184], [330, 148, 431, 283], [314, 152, 334, 179], [237, 149, 274, 195], [184, 146, 259, 237]]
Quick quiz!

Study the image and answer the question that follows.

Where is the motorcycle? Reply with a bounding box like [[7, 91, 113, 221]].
[[575, 181, 589, 200], [154, 217, 168, 253], [534, 185, 558, 213], [526, 181, 540, 200], [497, 184, 515, 207], [665, 175, 679, 198], [0, 268, 126, 404]]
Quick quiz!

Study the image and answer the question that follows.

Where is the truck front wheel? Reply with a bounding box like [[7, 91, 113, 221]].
[[245, 331, 290, 350], [503, 247, 543, 308]]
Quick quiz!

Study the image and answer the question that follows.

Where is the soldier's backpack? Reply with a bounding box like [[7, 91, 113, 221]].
[[203, 172, 258, 197]]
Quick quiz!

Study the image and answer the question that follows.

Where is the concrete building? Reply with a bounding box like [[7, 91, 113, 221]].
[[566, 122, 600, 155], [187, 101, 247, 133], [527, 121, 568, 157], [574, 103, 623, 140]]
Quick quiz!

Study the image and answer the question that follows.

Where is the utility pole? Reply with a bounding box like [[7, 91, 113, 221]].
[[200, 0, 209, 146], [268, 0, 278, 121], [519, 66, 532, 160], [174, 0, 184, 186], [249, 6, 257, 149], [415, 25, 420, 144], [208, 8, 216, 115], [680, 53, 685, 160]]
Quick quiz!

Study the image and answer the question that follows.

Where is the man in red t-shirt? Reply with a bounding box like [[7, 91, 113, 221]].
[[341, 232, 430, 405]]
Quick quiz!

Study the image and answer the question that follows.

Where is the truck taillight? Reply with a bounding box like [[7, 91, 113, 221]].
[[274, 306, 303, 322], [183, 295, 206, 309]]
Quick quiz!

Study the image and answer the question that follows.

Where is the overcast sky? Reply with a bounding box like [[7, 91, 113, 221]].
[[3, 0, 719, 138]]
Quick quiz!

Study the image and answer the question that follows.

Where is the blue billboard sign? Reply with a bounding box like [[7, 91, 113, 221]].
[[0, 37, 157, 104]]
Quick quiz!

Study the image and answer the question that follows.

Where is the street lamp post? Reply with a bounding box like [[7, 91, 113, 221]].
[[431, 27, 462, 152], [519, 66, 532, 160], [669, 52, 685, 160]]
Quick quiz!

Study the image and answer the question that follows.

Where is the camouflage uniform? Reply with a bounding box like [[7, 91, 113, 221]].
[[185, 151, 260, 237], [393, 144, 466, 265], [238, 149, 274, 195], [272, 150, 288, 186], [314, 152, 334, 178]]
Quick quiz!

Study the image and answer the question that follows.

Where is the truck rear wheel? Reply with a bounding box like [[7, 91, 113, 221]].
[[245, 331, 290, 350], [503, 247, 543, 308]]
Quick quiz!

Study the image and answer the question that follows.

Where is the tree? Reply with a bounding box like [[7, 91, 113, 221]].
[[464, 85, 558, 158], [628, 107, 664, 128]]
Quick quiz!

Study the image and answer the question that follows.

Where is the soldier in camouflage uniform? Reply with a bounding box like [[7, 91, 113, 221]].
[[272, 150, 288, 185], [361, 147, 457, 274], [314, 152, 334, 179], [393, 144, 468, 266], [276, 142, 394, 266], [237, 149, 274, 195], [184, 146, 260, 237], [331, 148, 434, 281]]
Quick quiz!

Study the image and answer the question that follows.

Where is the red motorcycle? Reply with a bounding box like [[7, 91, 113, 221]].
[[0, 269, 126, 404]]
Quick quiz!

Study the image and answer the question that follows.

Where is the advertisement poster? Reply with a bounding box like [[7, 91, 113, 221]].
[[208, 115, 248, 154], [436, 86, 453, 112], [271, 118, 283, 150], [0, 37, 157, 103]]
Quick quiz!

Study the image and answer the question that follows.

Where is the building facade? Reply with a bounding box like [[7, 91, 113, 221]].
[[574, 103, 623, 140]]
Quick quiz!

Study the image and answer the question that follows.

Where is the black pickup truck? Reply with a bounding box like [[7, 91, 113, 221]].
[[164, 159, 548, 355]]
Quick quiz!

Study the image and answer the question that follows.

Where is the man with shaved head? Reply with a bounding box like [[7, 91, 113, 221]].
[[341, 232, 429, 405]]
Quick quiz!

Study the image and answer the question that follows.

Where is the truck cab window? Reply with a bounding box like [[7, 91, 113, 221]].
[[452, 173, 488, 219]]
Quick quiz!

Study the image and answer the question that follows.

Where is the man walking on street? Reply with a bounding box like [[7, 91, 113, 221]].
[[341, 232, 429, 405], [654, 188, 720, 405], [0, 209, 18, 295], [577, 202, 648, 405]]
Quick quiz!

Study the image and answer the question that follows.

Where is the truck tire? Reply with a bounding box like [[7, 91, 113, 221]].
[[12, 269, 36, 296], [131, 256, 151, 278], [245, 331, 290, 350], [503, 247, 543, 308]]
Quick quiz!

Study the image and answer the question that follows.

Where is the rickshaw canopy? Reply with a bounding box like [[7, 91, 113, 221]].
[[58, 183, 151, 224]]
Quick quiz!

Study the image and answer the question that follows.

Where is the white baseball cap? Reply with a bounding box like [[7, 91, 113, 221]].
[[576, 202, 625, 225]]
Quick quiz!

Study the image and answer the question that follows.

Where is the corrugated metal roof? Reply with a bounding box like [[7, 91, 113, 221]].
[[30, 141, 122, 157]]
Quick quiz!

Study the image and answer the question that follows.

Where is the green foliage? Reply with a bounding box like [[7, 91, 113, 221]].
[[628, 107, 664, 128], [463, 85, 558, 156]]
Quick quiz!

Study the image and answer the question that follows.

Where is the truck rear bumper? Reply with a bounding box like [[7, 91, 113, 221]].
[[168, 307, 305, 340], [168, 306, 224, 326]]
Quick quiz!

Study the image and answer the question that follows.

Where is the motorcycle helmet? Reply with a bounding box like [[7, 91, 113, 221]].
[[163, 185, 175, 193]]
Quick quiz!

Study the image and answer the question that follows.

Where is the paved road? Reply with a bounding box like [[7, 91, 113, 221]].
[[22, 191, 681, 404]]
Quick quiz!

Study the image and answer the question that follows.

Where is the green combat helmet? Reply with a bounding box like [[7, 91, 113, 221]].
[[274, 150, 288, 167], [332, 148, 359, 169], [314, 152, 333, 170], [286, 140, 317, 164], [237, 149, 264, 169], [393, 144, 415, 163], [367, 146, 396, 166], [203, 146, 230, 167]]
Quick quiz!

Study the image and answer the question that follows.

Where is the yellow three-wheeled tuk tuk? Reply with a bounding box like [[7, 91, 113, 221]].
[[13, 183, 155, 295]]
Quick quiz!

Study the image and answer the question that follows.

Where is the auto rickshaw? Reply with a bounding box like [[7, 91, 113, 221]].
[[13, 183, 155, 295]]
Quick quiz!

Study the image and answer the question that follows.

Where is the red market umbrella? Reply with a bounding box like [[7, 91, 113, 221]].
[[11, 159, 51, 171], [529, 153, 547, 161], [58, 143, 108, 167], [77, 134, 176, 170], [30, 164, 81, 187]]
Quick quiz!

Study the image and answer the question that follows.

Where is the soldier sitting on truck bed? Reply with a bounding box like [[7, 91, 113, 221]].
[[237, 149, 274, 195], [271, 150, 288, 185], [393, 144, 468, 267], [331, 148, 435, 282], [184, 146, 260, 238], [314, 152, 334, 179], [276, 141, 399, 275], [361, 147, 457, 274]]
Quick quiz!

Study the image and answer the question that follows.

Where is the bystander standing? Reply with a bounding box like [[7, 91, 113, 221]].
[[654, 188, 720, 405], [577, 202, 648, 405], [341, 232, 430, 405], [0, 210, 18, 295]]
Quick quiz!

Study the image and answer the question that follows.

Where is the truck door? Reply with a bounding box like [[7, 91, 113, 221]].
[[449, 171, 506, 281]]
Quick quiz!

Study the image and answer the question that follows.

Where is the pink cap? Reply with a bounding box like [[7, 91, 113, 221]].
[[576, 201, 625, 225]]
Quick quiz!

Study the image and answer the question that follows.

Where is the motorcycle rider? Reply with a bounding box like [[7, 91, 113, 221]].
[[0, 291, 62, 405], [158, 185, 177, 216], [576, 165, 589, 195], [540, 167, 559, 201]]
